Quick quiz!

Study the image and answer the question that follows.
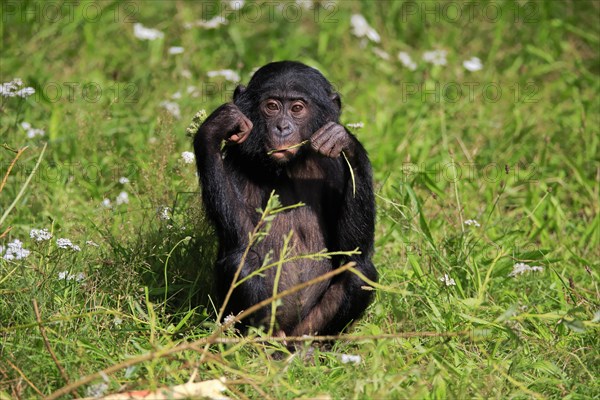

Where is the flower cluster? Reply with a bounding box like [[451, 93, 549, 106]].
[[56, 238, 81, 251], [346, 122, 364, 130], [58, 271, 85, 281], [439, 273, 456, 286], [350, 14, 381, 43], [133, 23, 164, 41], [463, 57, 483, 72], [207, 69, 240, 82], [158, 206, 171, 221], [464, 219, 481, 227], [508, 263, 544, 277], [184, 16, 228, 30], [168, 46, 184, 55], [340, 354, 362, 365], [181, 151, 195, 164], [1, 239, 30, 260], [398, 52, 417, 71], [0, 78, 36, 98], [30, 228, 52, 242], [422, 49, 448, 66], [159, 101, 181, 119], [21, 122, 45, 138], [115, 191, 129, 206]]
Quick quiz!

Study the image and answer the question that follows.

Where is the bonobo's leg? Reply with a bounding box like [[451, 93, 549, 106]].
[[215, 250, 270, 329], [291, 124, 377, 336]]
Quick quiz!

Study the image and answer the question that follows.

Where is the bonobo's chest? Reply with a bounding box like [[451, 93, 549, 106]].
[[239, 155, 339, 250]]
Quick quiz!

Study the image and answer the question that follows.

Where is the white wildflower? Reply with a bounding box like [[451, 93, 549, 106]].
[[158, 206, 171, 220], [86, 383, 109, 398], [372, 47, 390, 60], [464, 219, 481, 227], [463, 57, 483, 72], [86, 240, 99, 247], [423, 50, 448, 66], [207, 69, 240, 82], [115, 191, 129, 205], [168, 46, 185, 55], [58, 271, 84, 281], [181, 69, 193, 79], [171, 91, 182, 100], [16, 87, 36, 97], [21, 122, 45, 138], [0, 79, 20, 97], [30, 228, 52, 242], [223, 314, 237, 325], [184, 16, 228, 30], [346, 122, 364, 129], [56, 238, 81, 251], [133, 23, 164, 41], [101, 198, 112, 208], [181, 151, 195, 164], [2, 239, 30, 260], [118, 176, 130, 184], [350, 14, 380, 43], [295, 0, 312, 9], [398, 51, 417, 71], [228, 0, 245, 10], [340, 354, 361, 364], [1, 78, 34, 98], [439, 273, 456, 286], [160, 101, 181, 119], [508, 262, 544, 277]]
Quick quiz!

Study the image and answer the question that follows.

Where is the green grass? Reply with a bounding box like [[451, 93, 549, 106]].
[[1, 0, 599, 398]]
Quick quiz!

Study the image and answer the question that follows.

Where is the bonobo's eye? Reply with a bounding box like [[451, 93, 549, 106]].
[[290, 102, 306, 115], [264, 100, 280, 114]]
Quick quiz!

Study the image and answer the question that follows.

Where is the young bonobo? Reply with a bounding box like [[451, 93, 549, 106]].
[[194, 61, 376, 337]]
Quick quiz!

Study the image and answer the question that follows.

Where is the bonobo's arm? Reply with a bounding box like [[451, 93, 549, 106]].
[[310, 122, 375, 255], [292, 123, 376, 335], [194, 103, 254, 248]]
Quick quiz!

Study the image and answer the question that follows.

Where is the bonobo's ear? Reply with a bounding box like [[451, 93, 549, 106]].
[[233, 84, 246, 102], [329, 91, 342, 112]]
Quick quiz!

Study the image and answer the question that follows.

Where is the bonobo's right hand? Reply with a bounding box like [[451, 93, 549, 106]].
[[202, 103, 253, 145]]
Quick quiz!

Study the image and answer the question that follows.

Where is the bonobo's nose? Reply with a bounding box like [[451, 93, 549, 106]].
[[276, 120, 292, 136]]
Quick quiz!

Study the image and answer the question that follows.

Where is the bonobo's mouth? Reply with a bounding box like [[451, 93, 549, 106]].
[[268, 147, 299, 162], [267, 140, 309, 162]]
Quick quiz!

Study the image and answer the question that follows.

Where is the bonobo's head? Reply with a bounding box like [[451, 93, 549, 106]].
[[233, 61, 341, 163]]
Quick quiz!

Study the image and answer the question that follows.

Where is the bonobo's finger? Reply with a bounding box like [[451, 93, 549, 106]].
[[235, 116, 253, 144], [228, 115, 253, 144], [310, 122, 336, 152]]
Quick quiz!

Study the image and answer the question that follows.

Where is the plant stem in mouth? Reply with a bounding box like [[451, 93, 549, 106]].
[[267, 140, 310, 155]]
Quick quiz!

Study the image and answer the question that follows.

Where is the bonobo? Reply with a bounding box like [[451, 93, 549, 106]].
[[193, 61, 376, 336]]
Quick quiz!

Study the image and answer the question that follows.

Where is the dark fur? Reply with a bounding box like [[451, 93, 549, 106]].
[[194, 61, 376, 336]]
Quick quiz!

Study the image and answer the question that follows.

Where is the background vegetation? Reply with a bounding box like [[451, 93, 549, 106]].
[[1, 0, 598, 398]]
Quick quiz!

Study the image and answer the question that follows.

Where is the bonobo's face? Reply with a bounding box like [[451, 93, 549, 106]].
[[261, 91, 312, 163]]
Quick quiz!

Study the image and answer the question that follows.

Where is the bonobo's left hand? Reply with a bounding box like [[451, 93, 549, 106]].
[[310, 122, 352, 158]]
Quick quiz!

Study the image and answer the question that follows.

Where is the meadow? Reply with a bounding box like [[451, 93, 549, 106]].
[[1, 0, 599, 398]]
